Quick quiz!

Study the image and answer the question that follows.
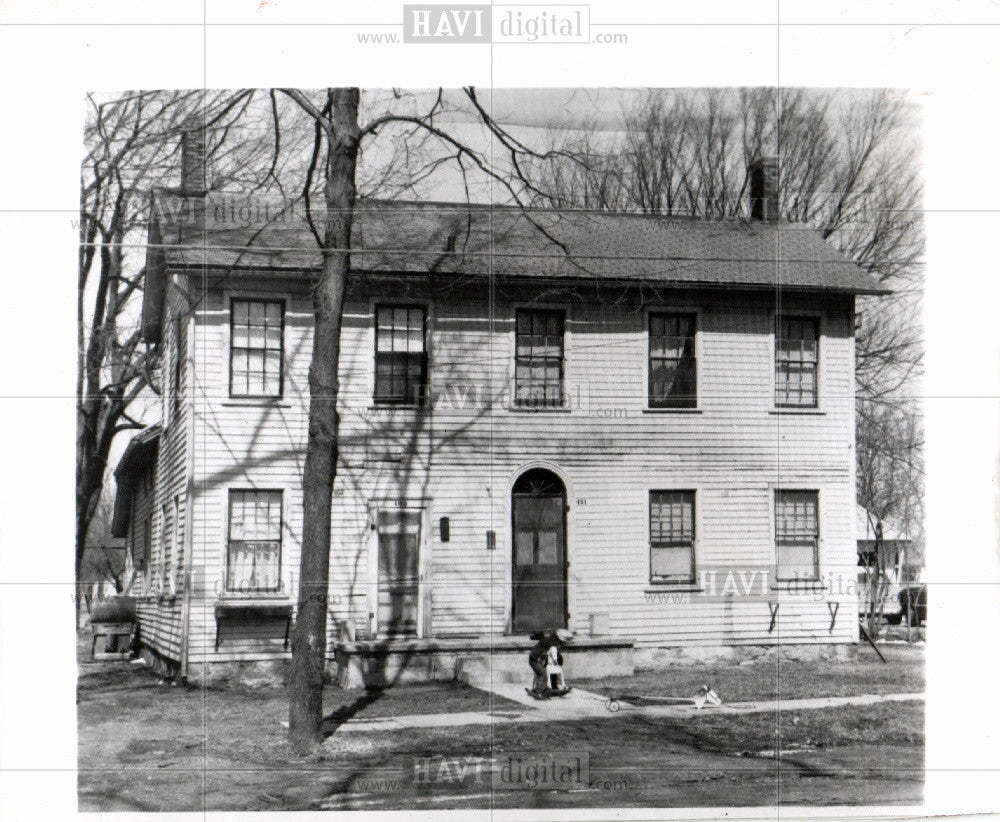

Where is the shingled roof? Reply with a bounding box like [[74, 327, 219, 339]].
[[143, 191, 888, 340]]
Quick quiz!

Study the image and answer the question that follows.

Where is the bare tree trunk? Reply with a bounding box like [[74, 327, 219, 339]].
[[288, 88, 360, 753], [75, 411, 106, 630]]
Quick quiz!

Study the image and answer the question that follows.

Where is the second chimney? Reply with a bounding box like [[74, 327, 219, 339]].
[[748, 156, 779, 221], [180, 122, 208, 195]]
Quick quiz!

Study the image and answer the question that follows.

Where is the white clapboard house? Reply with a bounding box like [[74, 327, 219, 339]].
[[114, 135, 888, 684]]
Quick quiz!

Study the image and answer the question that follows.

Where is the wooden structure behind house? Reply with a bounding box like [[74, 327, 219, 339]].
[[111, 424, 160, 641]]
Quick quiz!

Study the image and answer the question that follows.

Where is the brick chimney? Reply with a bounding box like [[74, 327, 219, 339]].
[[180, 122, 208, 195], [748, 156, 779, 221]]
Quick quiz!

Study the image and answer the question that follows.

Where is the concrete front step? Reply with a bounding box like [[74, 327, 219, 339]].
[[332, 635, 634, 689]]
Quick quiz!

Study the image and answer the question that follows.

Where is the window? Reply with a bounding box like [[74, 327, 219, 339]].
[[775, 316, 818, 407], [650, 490, 696, 583], [230, 299, 283, 397], [649, 313, 697, 408], [515, 309, 565, 407], [227, 490, 282, 593], [170, 314, 185, 421], [774, 490, 819, 582], [160, 504, 172, 594], [141, 516, 151, 592], [171, 496, 183, 594], [374, 305, 427, 405]]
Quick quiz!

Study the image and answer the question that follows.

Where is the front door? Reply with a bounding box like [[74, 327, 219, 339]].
[[376, 510, 421, 636], [511, 469, 567, 633]]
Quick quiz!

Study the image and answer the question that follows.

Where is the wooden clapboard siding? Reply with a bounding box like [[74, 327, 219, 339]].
[[180, 274, 859, 658], [136, 599, 183, 658], [134, 277, 191, 661]]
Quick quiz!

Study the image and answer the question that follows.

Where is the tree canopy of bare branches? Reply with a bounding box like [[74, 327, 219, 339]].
[[530, 87, 925, 546], [77, 89, 280, 586]]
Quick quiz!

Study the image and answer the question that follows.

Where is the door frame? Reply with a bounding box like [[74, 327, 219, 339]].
[[507, 462, 572, 634], [367, 498, 430, 639]]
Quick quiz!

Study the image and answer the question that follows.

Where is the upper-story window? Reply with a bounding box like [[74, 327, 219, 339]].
[[375, 305, 427, 405], [649, 313, 697, 408], [515, 309, 565, 408], [774, 489, 819, 582], [775, 316, 818, 408], [650, 490, 696, 584], [230, 299, 284, 398], [170, 314, 185, 422]]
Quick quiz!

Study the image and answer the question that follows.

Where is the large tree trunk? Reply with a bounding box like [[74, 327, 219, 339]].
[[288, 88, 361, 754]]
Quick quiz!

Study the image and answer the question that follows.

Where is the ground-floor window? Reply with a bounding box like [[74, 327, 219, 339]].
[[649, 490, 696, 584], [133, 515, 151, 595], [774, 489, 820, 582], [160, 503, 173, 594], [227, 489, 282, 593]]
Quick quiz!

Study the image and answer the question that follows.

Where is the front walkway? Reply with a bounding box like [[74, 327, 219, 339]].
[[332, 680, 925, 734]]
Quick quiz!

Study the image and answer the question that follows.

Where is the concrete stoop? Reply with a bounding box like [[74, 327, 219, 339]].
[[333, 636, 636, 690]]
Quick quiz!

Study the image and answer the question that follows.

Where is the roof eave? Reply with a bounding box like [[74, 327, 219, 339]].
[[164, 260, 891, 296], [111, 430, 159, 538]]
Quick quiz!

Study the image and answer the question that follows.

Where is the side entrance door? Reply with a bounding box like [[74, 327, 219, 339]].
[[511, 469, 567, 633]]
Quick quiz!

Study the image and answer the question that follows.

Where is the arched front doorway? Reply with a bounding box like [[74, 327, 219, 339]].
[[511, 468, 568, 633]]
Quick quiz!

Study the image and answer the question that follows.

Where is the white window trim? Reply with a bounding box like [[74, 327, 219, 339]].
[[769, 309, 826, 414], [643, 305, 703, 413], [647, 487, 701, 587], [507, 301, 573, 413], [367, 297, 434, 410], [219, 486, 289, 601], [223, 289, 292, 403], [768, 485, 823, 587]]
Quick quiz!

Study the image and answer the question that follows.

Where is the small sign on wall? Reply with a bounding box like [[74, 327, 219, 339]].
[[486, 530, 496, 550], [439, 517, 450, 542]]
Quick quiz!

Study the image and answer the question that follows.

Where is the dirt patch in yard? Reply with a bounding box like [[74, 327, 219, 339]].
[[79, 648, 923, 812]]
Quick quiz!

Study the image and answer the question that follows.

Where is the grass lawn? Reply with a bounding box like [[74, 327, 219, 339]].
[[78, 642, 924, 811], [576, 643, 924, 705]]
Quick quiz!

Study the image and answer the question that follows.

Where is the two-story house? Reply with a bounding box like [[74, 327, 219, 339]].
[[114, 133, 889, 684]]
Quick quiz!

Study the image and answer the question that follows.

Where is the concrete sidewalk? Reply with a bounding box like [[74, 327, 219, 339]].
[[332, 686, 924, 734]]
